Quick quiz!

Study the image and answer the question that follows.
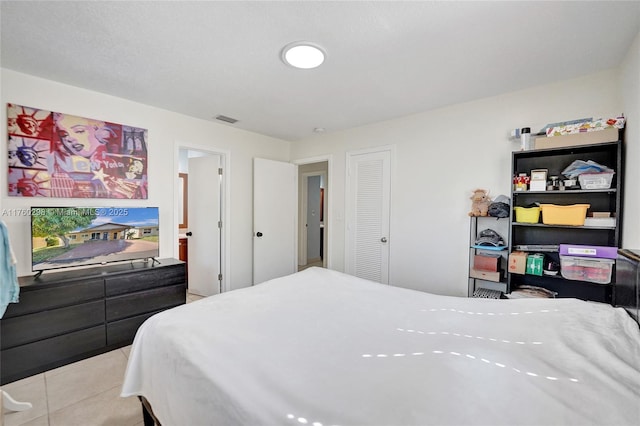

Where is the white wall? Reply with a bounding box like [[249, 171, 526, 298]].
[[291, 68, 626, 296], [620, 30, 640, 248], [177, 149, 209, 173], [1, 69, 290, 288], [4, 40, 637, 295]]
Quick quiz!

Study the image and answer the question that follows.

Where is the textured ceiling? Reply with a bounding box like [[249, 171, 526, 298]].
[[1, 1, 639, 141]]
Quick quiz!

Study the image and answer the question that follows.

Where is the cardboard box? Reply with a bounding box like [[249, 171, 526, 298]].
[[469, 268, 501, 282], [473, 253, 501, 272], [592, 212, 611, 218], [508, 251, 527, 274], [526, 254, 544, 276], [534, 127, 618, 150]]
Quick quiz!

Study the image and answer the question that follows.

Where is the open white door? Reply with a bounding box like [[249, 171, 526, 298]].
[[188, 155, 221, 296], [346, 148, 391, 284], [253, 158, 296, 284]]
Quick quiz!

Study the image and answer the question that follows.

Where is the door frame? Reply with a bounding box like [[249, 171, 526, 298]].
[[293, 155, 333, 270], [174, 142, 231, 293], [300, 170, 328, 267]]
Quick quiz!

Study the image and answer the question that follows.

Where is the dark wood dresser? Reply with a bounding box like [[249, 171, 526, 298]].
[[0, 258, 186, 385]]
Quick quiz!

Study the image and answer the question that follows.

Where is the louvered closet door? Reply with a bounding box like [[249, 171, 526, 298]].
[[346, 148, 391, 284]]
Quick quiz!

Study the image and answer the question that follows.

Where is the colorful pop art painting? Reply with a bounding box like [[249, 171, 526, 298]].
[[7, 104, 148, 199]]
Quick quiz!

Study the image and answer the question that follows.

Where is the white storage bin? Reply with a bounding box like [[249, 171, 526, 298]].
[[583, 217, 616, 227], [560, 255, 614, 284], [578, 172, 614, 189]]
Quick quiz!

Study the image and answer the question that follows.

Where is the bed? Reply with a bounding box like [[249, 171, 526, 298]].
[[121, 267, 640, 425]]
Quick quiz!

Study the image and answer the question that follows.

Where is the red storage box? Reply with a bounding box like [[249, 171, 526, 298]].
[[474, 253, 501, 272]]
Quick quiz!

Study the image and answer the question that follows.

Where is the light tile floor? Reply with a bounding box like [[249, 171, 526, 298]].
[[298, 260, 323, 271], [2, 292, 204, 426]]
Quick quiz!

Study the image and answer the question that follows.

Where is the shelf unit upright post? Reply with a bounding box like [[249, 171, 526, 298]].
[[508, 138, 623, 303]]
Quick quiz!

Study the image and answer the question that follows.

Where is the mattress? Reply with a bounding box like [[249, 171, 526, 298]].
[[121, 267, 640, 425]]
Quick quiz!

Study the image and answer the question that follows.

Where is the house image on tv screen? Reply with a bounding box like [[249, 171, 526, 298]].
[[31, 207, 160, 271], [66, 222, 159, 243]]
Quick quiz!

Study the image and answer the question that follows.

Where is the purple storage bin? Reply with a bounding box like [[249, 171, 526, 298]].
[[559, 244, 618, 259]]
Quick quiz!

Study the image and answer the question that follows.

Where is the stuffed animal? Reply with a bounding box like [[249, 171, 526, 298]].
[[468, 189, 491, 217]]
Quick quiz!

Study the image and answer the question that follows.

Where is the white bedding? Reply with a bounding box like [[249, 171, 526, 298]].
[[121, 267, 640, 425]]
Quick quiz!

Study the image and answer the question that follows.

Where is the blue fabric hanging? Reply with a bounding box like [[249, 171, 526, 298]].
[[0, 220, 20, 318]]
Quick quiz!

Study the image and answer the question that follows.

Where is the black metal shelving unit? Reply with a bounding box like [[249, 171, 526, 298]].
[[508, 139, 623, 303]]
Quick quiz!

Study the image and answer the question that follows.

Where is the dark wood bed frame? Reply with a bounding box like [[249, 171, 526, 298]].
[[140, 396, 161, 426]]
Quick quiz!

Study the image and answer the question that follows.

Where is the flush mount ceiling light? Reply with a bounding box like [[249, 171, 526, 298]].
[[281, 42, 325, 69]]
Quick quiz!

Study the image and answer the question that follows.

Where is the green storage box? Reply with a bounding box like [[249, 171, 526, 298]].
[[526, 254, 544, 276]]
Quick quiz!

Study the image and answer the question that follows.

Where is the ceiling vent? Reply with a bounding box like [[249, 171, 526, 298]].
[[215, 115, 238, 124]]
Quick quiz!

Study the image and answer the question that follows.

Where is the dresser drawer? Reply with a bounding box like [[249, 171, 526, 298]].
[[106, 310, 160, 346], [2, 278, 104, 318], [1, 300, 105, 350], [1, 325, 105, 385], [105, 265, 185, 296], [106, 284, 185, 321]]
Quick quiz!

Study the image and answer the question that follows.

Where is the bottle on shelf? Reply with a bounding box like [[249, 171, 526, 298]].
[[520, 127, 532, 151]]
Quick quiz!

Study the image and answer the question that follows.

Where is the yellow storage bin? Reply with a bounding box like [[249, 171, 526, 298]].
[[539, 204, 590, 226], [514, 206, 540, 223]]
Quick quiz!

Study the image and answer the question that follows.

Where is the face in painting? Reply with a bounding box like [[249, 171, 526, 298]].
[[16, 115, 39, 135], [55, 114, 104, 157], [17, 179, 39, 196], [16, 146, 39, 167]]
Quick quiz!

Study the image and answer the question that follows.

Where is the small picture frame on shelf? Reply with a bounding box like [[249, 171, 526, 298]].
[[530, 169, 548, 181]]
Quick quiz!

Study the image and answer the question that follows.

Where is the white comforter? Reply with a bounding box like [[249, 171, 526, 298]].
[[121, 267, 640, 425]]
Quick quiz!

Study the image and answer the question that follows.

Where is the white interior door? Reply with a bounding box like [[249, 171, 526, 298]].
[[346, 149, 391, 284], [253, 158, 296, 284], [188, 155, 221, 296]]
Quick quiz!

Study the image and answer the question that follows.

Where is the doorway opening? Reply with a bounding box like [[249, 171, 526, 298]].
[[296, 159, 330, 271]]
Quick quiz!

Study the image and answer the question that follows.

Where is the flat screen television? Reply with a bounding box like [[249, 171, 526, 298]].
[[31, 206, 159, 274]]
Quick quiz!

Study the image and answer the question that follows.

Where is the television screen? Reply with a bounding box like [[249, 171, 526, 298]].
[[31, 206, 159, 272]]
